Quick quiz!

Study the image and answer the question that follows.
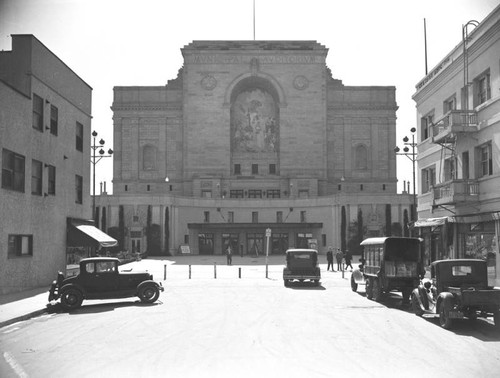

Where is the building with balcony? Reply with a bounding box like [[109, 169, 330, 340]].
[[412, 5, 500, 286], [95, 40, 413, 258], [0, 35, 115, 294]]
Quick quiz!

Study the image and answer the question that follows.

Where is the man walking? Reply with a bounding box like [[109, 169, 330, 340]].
[[344, 249, 353, 271], [226, 244, 233, 266], [326, 246, 334, 272], [336, 248, 343, 271]]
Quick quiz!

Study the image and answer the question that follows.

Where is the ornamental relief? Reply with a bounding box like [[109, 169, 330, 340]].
[[293, 75, 309, 90], [201, 75, 217, 90]]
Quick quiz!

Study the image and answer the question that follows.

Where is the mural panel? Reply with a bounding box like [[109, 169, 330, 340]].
[[231, 88, 278, 153]]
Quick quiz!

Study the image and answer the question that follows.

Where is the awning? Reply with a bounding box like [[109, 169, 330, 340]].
[[448, 212, 500, 224], [412, 217, 448, 228], [67, 221, 118, 248]]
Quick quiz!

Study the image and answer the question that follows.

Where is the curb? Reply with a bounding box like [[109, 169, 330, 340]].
[[0, 308, 48, 329]]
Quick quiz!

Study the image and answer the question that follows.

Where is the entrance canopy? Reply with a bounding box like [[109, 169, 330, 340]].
[[412, 217, 448, 228], [67, 219, 117, 248]]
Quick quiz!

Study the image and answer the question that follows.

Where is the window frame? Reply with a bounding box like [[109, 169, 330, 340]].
[[32, 94, 44, 132], [76, 122, 84, 152], [474, 70, 491, 107], [50, 104, 58, 135], [2, 148, 25, 192], [420, 112, 434, 141], [8, 234, 33, 258], [421, 166, 436, 193], [75, 174, 83, 204], [477, 142, 493, 178], [31, 159, 43, 196], [47, 165, 56, 195]]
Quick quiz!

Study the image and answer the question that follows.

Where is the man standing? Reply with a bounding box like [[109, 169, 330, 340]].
[[226, 244, 233, 266], [336, 248, 343, 271], [326, 246, 334, 272]]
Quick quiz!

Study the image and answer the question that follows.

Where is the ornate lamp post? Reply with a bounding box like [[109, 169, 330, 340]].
[[91, 130, 113, 222], [394, 127, 417, 221]]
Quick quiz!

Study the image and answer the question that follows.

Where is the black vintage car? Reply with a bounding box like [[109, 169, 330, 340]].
[[48, 257, 164, 310], [411, 259, 500, 329], [283, 249, 321, 287]]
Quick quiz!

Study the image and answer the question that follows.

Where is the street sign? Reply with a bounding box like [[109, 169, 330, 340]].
[[265, 228, 271, 237]]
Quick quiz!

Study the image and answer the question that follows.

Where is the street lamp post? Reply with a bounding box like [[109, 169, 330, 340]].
[[91, 130, 113, 223], [394, 127, 417, 222]]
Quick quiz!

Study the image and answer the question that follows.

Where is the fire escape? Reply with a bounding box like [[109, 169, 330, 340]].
[[431, 21, 480, 213]]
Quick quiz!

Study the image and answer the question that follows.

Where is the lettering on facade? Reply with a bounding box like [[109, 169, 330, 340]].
[[416, 56, 451, 90], [188, 54, 324, 65]]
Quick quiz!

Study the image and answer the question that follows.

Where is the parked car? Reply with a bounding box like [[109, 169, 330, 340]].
[[48, 257, 164, 310], [411, 259, 500, 329], [283, 249, 321, 287], [351, 237, 425, 303]]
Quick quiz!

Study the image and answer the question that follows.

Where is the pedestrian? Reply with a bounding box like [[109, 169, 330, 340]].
[[326, 246, 334, 272], [336, 248, 343, 271], [344, 249, 353, 271], [226, 244, 233, 266]]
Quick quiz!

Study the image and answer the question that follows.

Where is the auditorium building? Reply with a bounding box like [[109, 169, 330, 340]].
[[95, 40, 413, 257]]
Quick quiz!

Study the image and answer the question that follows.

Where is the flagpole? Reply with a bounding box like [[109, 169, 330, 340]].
[[253, 0, 256, 40]]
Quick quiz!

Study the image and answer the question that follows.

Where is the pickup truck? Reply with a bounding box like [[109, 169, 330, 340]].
[[48, 257, 164, 310], [283, 249, 321, 287], [411, 259, 500, 330]]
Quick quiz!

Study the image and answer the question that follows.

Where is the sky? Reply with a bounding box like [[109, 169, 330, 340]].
[[1, 0, 499, 195]]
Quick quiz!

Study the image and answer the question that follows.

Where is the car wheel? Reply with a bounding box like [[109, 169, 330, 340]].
[[493, 310, 500, 330], [411, 293, 424, 317], [138, 285, 160, 303], [372, 279, 382, 302], [366, 278, 373, 300], [350, 275, 358, 292], [439, 303, 453, 330], [60, 288, 83, 311], [401, 288, 411, 304]]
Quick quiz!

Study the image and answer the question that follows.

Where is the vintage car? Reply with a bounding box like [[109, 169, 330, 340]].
[[411, 259, 500, 329], [283, 249, 321, 287], [48, 257, 164, 310], [351, 237, 425, 303]]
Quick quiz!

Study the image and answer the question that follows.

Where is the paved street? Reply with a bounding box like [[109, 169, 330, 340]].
[[1, 259, 500, 378]]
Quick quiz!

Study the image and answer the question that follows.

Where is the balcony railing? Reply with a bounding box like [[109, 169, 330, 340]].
[[432, 110, 478, 144], [432, 179, 479, 206]]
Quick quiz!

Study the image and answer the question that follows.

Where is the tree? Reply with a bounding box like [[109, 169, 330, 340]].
[[118, 205, 125, 250], [101, 206, 107, 233], [385, 204, 392, 236], [403, 209, 409, 237], [164, 206, 170, 256], [146, 205, 152, 254]]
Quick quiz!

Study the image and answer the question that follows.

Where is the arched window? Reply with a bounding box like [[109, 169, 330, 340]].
[[355, 145, 368, 170], [143, 145, 157, 170]]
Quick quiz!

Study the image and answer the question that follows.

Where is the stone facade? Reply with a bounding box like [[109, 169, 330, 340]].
[[98, 40, 411, 256], [0, 35, 92, 293]]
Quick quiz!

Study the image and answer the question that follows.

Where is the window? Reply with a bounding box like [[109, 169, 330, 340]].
[[32, 94, 44, 131], [421, 112, 434, 140], [125, 185, 128, 192], [267, 189, 280, 198], [251, 164, 258, 175], [143, 145, 156, 170], [443, 95, 456, 114], [31, 159, 43, 195], [248, 189, 262, 198], [47, 165, 56, 195], [8, 235, 33, 257], [477, 143, 493, 177], [355, 145, 368, 170], [230, 189, 244, 198], [204, 211, 210, 223], [474, 71, 491, 107], [234, 164, 241, 175], [228, 211, 234, 223], [76, 122, 83, 152], [300, 211, 306, 223], [75, 174, 83, 204], [252, 211, 258, 223], [269, 164, 276, 175], [147, 185, 151, 192], [322, 234, 327, 247], [444, 158, 456, 182], [132, 215, 139, 223], [50, 105, 58, 135], [360, 184, 364, 191], [298, 189, 309, 198], [2, 149, 25, 192], [421, 166, 436, 193], [276, 211, 283, 223], [382, 184, 386, 191], [462, 151, 470, 179], [201, 190, 212, 198]]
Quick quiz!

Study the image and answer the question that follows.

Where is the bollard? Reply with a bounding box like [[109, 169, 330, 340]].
[[189, 265, 191, 279], [239, 267, 241, 279], [342, 266, 344, 279], [214, 262, 217, 279], [266, 264, 268, 279], [164, 264, 167, 280]]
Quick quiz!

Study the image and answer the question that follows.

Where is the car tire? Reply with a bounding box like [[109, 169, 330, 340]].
[[439, 303, 453, 330], [366, 278, 373, 300], [411, 293, 424, 317], [138, 284, 160, 304], [60, 287, 83, 311], [350, 275, 358, 292], [372, 279, 382, 302]]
